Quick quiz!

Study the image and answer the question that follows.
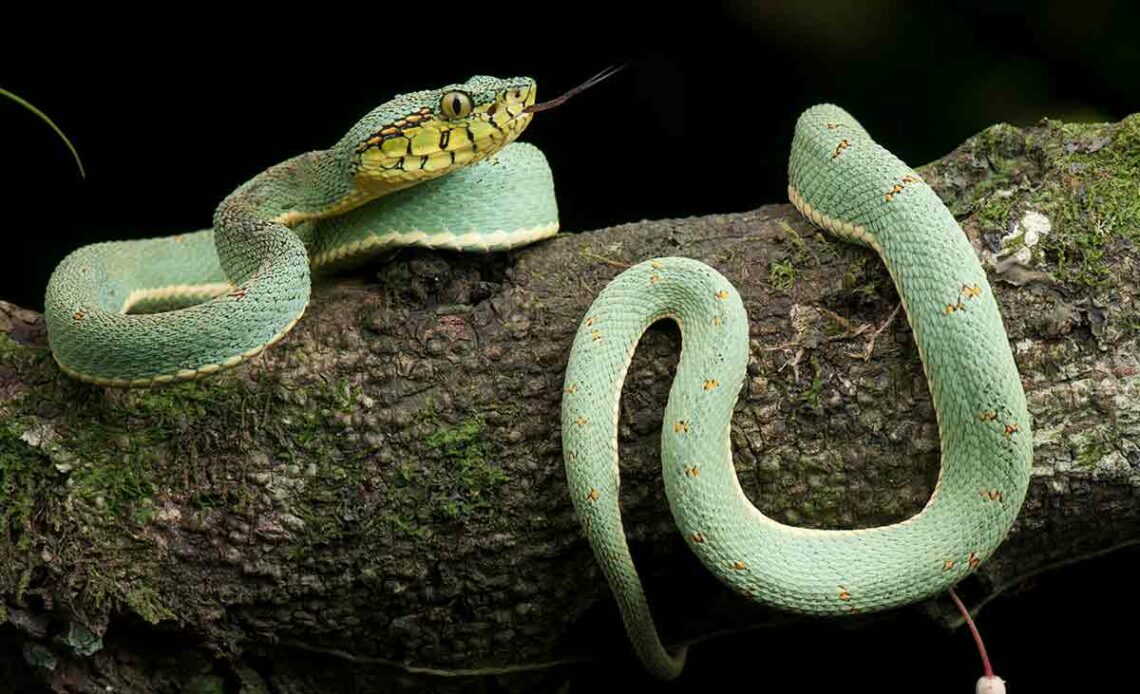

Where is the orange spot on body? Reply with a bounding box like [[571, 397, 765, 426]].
[[650, 273, 661, 285], [980, 489, 1004, 502], [715, 290, 729, 300], [977, 411, 998, 422], [712, 315, 722, 327], [732, 561, 747, 571], [575, 416, 588, 428], [839, 587, 852, 601], [691, 532, 706, 543], [674, 420, 689, 434], [591, 329, 603, 342], [564, 384, 578, 395], [684, 465, 700, 477], [962, 283, 982, 299], [228, 287, 248, 300], [1004, 423, 1019, 437], [703, 379, 720, 390], [943, 559, 956, 571], [968, 553, 981, 570], [831, 139, 850, 159], [586, 488, 599, 502]]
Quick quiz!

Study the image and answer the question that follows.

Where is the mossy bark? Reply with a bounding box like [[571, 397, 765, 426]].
[[3, 114, 1140, 693]]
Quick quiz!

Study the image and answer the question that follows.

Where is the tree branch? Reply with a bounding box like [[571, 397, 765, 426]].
[[3, 114, 1139, 692]]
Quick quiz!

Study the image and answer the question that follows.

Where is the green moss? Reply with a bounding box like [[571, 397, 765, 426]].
[[770, 220, 820, 292], [974, 193, 1016, 240], [839, 252, 885, 300], [799, 357, 824, 411], [0, 418, 60, 567], [1033, 117, 1140, 289], [425, 417, 484, 462], [975, 122, 1027, 161], [123, 584, 177, 624], [0, 332, 20, 358], [769, 258, 798, 291], [66, 438, 158, 515], [422, 416, 509, 518], [1076, 443, 1109, 468]]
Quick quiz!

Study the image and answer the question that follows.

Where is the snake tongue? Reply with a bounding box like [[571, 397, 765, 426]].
[[524, 64, 625, 114]]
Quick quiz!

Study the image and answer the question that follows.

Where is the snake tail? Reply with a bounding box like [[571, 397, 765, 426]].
[[561, 104, 1032, 678]]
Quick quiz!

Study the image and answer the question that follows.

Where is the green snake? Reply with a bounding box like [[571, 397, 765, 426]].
[[43, 79, 1030, 682], [45, 76, 558, 385], [560, 104, 1032, 679]]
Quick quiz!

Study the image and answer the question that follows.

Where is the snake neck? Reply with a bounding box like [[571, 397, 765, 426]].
[[212, 149, 359, 283], [222, 150, 358, 223]]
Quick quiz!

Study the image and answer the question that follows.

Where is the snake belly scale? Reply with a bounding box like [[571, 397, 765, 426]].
[[561, 104, 1032, 679], [45, 76, 558, 386]]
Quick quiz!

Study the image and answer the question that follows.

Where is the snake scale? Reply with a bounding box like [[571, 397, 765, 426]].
[[44, 79, 1030, 681]]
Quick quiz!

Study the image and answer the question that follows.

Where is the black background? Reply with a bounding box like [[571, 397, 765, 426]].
[[3, 2, 1139, 691], [5, 1, 1140, 309]]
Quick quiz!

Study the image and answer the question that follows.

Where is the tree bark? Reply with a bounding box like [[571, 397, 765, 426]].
[[2, 114, 1139, 693]]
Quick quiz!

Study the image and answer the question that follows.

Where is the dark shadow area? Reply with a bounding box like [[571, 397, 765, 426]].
[[563, 542, 1139, 692]]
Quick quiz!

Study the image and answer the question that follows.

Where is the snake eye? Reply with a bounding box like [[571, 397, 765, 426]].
[[440, 91, 473, 119]]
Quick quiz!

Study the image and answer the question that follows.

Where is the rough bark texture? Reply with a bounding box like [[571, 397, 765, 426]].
[[2, 114, 1140, 693]]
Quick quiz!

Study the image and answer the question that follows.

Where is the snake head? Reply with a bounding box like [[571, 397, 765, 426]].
[[344, 76, 536, 194]]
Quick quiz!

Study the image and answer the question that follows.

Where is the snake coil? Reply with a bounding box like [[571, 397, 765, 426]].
[[561, 105, 1032, 679]]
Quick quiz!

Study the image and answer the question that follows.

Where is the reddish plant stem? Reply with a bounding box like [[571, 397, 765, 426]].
[[949, 587, 994, 678]]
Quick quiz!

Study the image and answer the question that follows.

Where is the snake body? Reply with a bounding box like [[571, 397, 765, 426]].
[[561, 105, 1032, 678], [45, 76, 557, 385]]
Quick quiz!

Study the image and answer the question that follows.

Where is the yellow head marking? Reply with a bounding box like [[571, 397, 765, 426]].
[[352, 79, 537, 195]]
